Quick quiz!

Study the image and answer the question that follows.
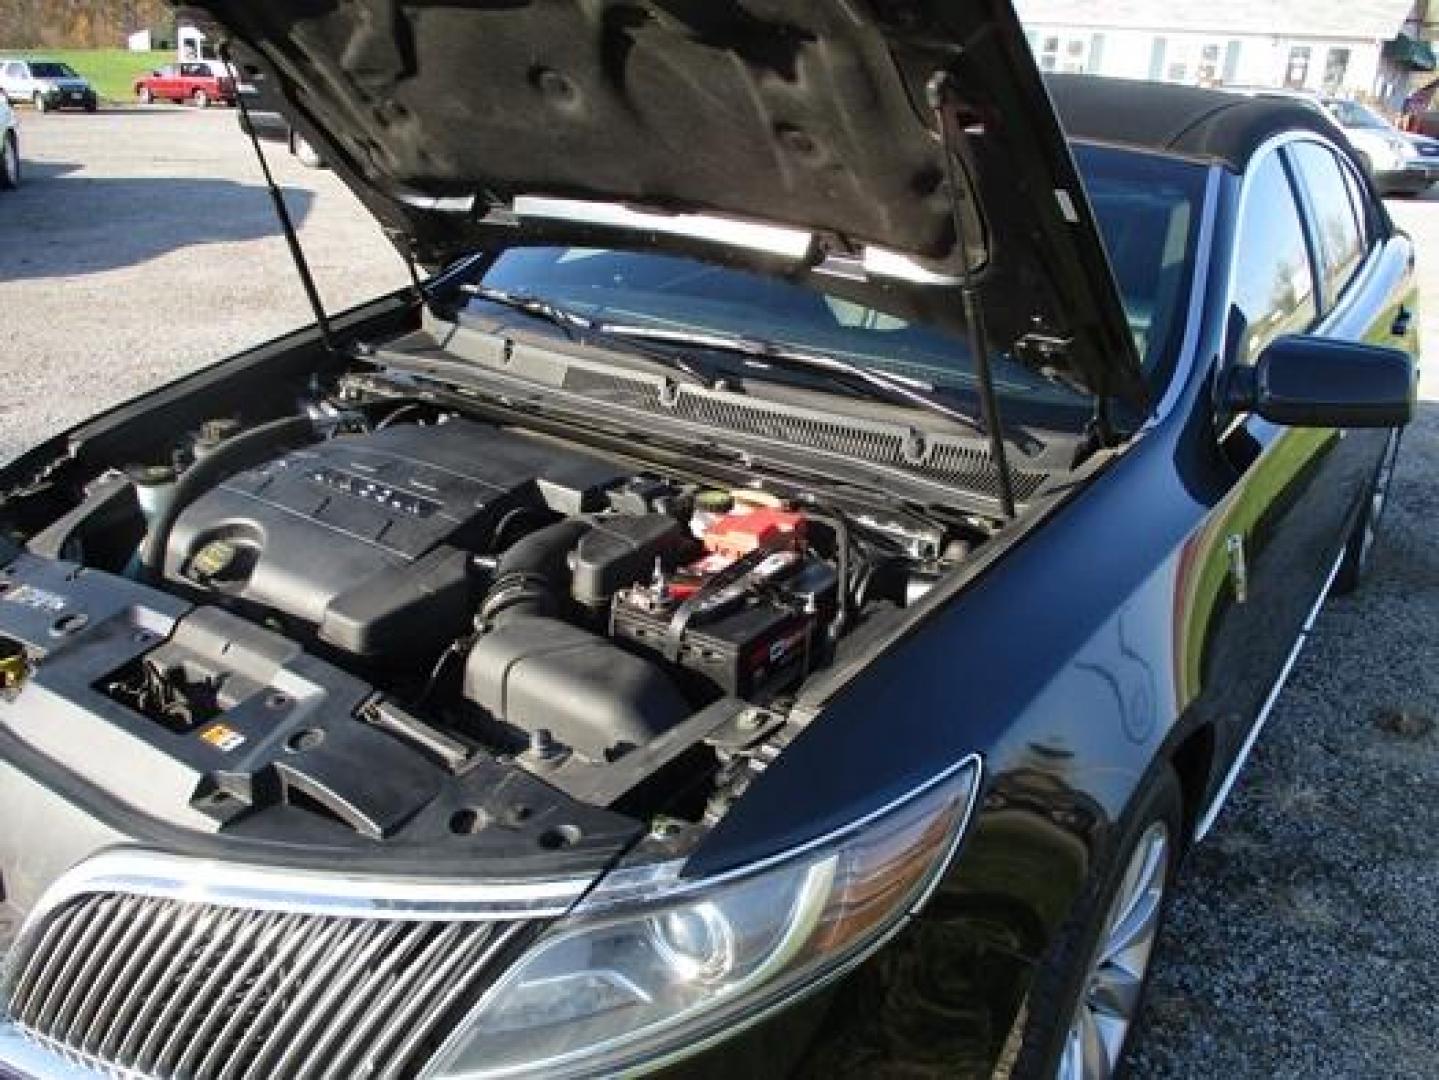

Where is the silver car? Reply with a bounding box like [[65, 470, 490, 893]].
[[0, 95, 16, 190], [0, 58, 97, 113]]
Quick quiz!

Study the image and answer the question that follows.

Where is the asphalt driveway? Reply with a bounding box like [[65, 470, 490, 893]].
[[0, 106, 1436, 1078]]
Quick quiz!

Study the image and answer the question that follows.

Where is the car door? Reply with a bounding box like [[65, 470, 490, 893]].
[[1185, 137, 1411, 828], [179, 64, 205, 97]]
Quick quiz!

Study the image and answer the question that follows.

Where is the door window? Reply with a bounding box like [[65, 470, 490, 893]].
[[1287, 141, 1365, 303], [1230, 153, 1317, 364]]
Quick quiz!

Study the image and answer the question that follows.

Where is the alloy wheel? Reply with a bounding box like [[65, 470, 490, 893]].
[[1058, 821, 1170, 1080]]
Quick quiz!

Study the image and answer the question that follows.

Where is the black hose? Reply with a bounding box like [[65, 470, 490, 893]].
[[478, 518, 593, 623], [138, 415, 320, 583], [801, 510, 852, 637]]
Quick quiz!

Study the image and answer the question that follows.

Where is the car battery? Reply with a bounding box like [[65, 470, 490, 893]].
[[611, 591, 815, 699]]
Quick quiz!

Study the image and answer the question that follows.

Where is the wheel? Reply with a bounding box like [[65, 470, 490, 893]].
[[1332, 430, 1402, 595], [1009, 764, 1183, 1080], [138, 86, 152, 105], [32, 92, 47, 114], [192, 88, 210, 109], [83, 98, 96, 113], [0, 131, 18, 191]]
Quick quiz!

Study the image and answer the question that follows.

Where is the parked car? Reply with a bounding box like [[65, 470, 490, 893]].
[[0, 58, 97, 113], [1406, 131, 1439, 185], [134, 61, 237, 108], [0, 7, 1416, 1080], [0, 95, 16, 190], [1322, 97, 1431, 194]]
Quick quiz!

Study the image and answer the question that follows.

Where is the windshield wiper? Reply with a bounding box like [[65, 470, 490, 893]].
[[591, 322, 987, 435], [460, 284, 593, 338]]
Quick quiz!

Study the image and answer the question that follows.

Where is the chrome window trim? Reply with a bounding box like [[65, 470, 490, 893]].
[[12, 848, 595, 931], [1218, 130, 1386, 370]]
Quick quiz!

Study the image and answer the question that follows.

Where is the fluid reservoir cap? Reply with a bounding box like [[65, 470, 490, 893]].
[[195, 418, 243, 455], [0, 636, 28, 690], [694, 490, 734, 514], [124, 462, 178, 488], [188, 539, 241, 583]]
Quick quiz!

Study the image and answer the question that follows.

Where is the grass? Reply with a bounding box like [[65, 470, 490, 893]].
[[0, 49, 172, 104]]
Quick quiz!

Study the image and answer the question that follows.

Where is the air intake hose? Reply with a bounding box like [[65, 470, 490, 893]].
[[478, 518, 592, 623]]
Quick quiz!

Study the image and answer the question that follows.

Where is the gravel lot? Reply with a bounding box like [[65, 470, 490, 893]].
[[1, 107, 1437, 1077]]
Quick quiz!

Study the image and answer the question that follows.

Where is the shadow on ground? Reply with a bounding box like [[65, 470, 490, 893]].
[[0, 161, 312, 282]]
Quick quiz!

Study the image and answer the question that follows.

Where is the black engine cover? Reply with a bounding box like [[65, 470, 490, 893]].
[[164, 419, 623, 658]]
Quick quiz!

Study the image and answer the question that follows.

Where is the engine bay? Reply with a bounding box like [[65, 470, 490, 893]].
[[0, 366, 988, 865]]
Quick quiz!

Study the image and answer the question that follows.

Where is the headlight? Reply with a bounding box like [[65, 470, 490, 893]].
[[422, 755, 981, 1079]]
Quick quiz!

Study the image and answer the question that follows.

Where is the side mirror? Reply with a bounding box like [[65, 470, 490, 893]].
[[1225, 334, 1416, 428]]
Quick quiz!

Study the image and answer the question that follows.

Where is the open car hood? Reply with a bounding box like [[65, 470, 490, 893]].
[[186, 0, 1148, 406]]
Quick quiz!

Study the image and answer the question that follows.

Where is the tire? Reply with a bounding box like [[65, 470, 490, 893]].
[[1332, 429, 1402, 595], [0, 131, 18, 191], [138, 86, 153, 105], [84, 98, 96, 113], [1008, 764, 1183, 1080], [32, 92, 47, 114], [192, 89, 209, 109]]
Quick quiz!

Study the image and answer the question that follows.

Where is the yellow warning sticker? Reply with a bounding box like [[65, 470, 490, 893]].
[[199, 723, 246, 753]]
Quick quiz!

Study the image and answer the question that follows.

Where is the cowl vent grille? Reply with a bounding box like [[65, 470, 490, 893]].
[[2, 891, 516, 1080], [560, 366, 1048, 504]]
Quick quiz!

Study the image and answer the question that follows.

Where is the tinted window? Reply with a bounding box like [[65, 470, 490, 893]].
[[1288, 141, 1364, 301], [29, 63, 76, 79], [1231, 153, 1316, 364], [1325, 100, 1389, 130]]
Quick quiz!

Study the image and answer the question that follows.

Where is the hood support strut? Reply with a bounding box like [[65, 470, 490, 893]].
[[224, 44, 337, 354], [926, 70, 1016, 520]]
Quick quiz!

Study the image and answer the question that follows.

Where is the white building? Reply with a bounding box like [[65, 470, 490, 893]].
[[1014, 0, 1430, 107]]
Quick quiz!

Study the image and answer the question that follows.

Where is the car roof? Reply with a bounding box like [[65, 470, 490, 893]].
[[1044, 74, 1349, 171]]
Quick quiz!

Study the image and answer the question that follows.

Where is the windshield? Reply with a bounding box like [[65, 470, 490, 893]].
[[471, 144, 1205, 426], [1072, 143, 1208, 393], [1327, 100, 1390, 130], [30, 63, 77, 79]]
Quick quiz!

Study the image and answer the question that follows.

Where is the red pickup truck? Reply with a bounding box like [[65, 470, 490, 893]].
[[134, 62, 237, 108]]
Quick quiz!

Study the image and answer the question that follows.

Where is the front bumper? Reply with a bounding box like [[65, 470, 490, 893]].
[[38, 88, 96, 110]]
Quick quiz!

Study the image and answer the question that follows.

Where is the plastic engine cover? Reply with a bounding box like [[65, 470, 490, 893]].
[[164, 419, 624, 659]]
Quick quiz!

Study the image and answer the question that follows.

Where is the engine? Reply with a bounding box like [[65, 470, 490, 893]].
[[156, 415, 847, 767]]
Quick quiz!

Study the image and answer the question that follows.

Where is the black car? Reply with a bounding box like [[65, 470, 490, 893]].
[[0, 4, 1417, 1080]]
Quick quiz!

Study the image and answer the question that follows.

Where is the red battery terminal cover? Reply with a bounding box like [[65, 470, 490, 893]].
[[702, 508, 806, 560]]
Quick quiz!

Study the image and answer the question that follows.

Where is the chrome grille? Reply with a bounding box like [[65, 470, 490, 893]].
[[560, 367, 1048, 504], [2, 891, 517, 1080]]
